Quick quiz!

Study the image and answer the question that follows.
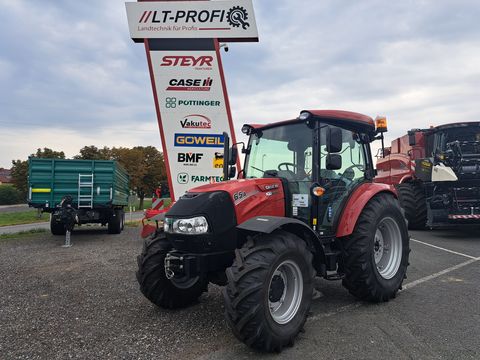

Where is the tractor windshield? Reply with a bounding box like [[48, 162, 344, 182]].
[[245, 123, 313, 180]]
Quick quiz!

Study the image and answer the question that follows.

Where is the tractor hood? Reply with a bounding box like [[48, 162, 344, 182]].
[[175, 178, 286, 225]]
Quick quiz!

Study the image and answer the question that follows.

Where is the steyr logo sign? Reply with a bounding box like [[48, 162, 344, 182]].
[[160, 56, 213, 68], [125, 0, 259, 41]]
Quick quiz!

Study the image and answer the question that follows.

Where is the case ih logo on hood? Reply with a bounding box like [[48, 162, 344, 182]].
[[138, 7, 250, 29], [161, 56, 213, 69], [166, 78, 213, 92], [180, 115, 211, 129]]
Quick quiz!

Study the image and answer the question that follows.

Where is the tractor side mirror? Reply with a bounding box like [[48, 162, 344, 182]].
[[326, 154, 342, 170], [327, 127, 343, 153], [408, 131, 416, 146], [228, 166, 236, 179], [229, 146, 238, 165]]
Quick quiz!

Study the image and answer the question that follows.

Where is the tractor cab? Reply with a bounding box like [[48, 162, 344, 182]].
[[235, 110, 377, 235]]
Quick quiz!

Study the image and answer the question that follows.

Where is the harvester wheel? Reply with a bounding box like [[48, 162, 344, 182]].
[[50, 215, 66, 236], [223, 230, 315, 352], [342, 193, 409, 302], [108, 209, 122, 234], [396, 182, 427, 230], [136, 233, 207, 309]]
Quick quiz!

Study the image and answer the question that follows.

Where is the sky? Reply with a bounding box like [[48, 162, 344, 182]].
[[1, 0, 480, 168]]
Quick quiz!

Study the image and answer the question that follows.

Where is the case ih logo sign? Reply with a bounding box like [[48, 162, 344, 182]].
[[125, 1, 258, 41], [180, 115, 211, 129], [161, 56, 213, 69], [137, 7, 250, 29], [166, 78, 213, 91]]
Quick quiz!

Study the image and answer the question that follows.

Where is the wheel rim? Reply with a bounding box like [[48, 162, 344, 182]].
[[374, 217, 403, 279], [171, 275, 199, 289], [268, 260, 303, 324]]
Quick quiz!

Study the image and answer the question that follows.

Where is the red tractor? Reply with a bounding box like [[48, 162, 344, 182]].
[[137, 110, 410, 352], [376, 122, 480, 229]]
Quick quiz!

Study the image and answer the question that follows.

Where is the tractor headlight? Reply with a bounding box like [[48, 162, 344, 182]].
[[164, 216, 209, 235]]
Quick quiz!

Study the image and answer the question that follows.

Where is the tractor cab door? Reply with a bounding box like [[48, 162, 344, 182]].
[[244, 122, 314, 225], [315, 124, 368, 235]]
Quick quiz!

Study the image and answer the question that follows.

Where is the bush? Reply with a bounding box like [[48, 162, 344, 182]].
[[0, 185, 22, 205]]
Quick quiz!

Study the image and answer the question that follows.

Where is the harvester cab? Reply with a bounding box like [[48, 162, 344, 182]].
[[137, 110, 410, 352]]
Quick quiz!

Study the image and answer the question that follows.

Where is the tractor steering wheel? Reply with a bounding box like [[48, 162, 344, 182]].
[[340, 164, 364, 182], [278, 162, 300, 173]]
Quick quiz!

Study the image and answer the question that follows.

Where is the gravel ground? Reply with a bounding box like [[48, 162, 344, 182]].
[[0, 228, 236, 360]]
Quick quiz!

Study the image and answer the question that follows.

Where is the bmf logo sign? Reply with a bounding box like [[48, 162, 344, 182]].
[[174, 133, 224, 148]]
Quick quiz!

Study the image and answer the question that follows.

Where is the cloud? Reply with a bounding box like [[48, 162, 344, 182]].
[[2, 0, 480, 168]]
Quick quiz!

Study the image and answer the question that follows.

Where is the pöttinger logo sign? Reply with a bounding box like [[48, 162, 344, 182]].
[[165, 97, 221, 108]]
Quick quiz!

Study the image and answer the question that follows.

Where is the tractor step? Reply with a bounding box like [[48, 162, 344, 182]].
[[325, 272, 345, 281]]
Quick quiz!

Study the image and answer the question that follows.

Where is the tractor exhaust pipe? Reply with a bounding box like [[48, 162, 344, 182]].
[[222, 132, 230, 182]]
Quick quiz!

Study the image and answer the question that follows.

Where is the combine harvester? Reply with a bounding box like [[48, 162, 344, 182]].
[[376, 122, 480, 229]]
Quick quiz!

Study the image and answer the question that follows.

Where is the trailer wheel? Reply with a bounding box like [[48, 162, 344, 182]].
[[223, 230, 315, 352], [342, 193, 409, 302], [50, 215, 66, 236], [136, 233, 207, 308], [396, 182, 427, 230], [107, 210, 122, 234]]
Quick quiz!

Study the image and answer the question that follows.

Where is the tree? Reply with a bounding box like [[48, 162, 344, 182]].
[[74, 146, 112, 160], [112, 146, 166, 209], [10, 148, 65, 201]]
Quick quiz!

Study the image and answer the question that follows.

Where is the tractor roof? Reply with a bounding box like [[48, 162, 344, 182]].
[[433, 121, 480, 132], [247, 110, 375, 134]]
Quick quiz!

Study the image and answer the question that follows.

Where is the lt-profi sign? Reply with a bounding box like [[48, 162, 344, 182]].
[[125, 0, 258, 42]]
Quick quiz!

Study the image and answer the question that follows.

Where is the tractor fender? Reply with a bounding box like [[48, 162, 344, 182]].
[[336, 183, 398, 238], [399, 175, 414, 184], [237, 216, 326, 267]]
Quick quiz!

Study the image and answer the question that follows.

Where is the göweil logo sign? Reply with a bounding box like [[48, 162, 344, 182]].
[[125, 0, 259, 41]]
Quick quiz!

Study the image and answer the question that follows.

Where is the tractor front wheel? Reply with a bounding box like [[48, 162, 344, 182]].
[[223, 230, 315, 352], [342, 193, 410, 302], [136, 233, 207, 309]]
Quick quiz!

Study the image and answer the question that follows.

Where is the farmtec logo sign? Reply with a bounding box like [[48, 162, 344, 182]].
[[125, 1, 259, 41]]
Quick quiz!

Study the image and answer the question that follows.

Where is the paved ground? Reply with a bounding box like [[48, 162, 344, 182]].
[[0, 227, 478, 359], [0, 204, 29, 213], [0, 211, 145, 235]]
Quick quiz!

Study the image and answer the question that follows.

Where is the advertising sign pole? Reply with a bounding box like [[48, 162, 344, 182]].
[[126, 0, 258, 200]]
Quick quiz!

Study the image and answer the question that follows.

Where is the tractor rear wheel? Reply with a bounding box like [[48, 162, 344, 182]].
[[396, 182, 427, 230], [342, 194, 409, 302], [223, 230, 315, 352], [136, 233, 207, 309]]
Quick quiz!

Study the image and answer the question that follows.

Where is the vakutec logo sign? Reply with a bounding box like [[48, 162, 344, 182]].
[[126, 1, 259, 41], [180, 115, 211, 129]]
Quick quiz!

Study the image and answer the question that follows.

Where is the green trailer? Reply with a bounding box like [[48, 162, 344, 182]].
[[28, 158, 130, 235]]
